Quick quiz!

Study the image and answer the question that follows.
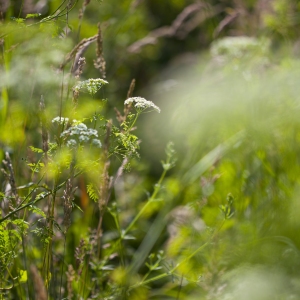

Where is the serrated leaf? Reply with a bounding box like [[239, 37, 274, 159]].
[[87, 183, 99, 202], [29, 205, 46, 218], [12, 219, 29, 228], [29, 146, 44, 153]]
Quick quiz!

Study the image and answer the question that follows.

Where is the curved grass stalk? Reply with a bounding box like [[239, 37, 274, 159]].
[[128, 219, 226, 291]]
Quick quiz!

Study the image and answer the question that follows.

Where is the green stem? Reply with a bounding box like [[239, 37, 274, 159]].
[[0, 170, 84, 223], [122, 167, 168, 237], [128, 220, 225, 291], [0, 0, 78, 39], [126, 112, 139, 133]]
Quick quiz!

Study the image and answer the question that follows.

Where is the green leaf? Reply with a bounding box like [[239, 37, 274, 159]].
[[19, 270, 27, 283], [28, 205, 46, 218], [73, 203, 83, 212], [123, 234, 136, 240], [87, 183, 99, 202], [11, 17, 25, 24], [29, 146, 44, 153], [25, 13, 41, 19], [17, 182, 35, 190]]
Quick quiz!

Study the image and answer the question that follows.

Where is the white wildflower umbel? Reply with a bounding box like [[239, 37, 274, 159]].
[[60, 122, 102, 148], [124, 97, 161, 113], [73, 78, 108, 96], [52, 117, 69, 125]]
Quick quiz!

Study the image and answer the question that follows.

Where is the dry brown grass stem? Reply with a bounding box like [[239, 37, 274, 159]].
[[66, 264, 75, 300], [74, 56, 86, 79], [124, 78, 135, 115], [94, 23, 106, 78], [2, 152, 19, 206], [213, 10, 240, 37], [75, 239, 85, 276], [30, 265, 47, 300], [115, 79, 136, 124], [63, 179, 74, 232], [128, 2, 222, 53], [59, 35, 98, 71]]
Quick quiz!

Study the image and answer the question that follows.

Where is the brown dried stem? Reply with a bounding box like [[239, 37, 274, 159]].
[[2, 152, 19, 207], [59, 34, 98, 72], [128, 3, 204, 53], [30, 265, 47, 300], [94, 23, 106, 79], [128, 3, 222, 53], [115, 78, 136, 124]]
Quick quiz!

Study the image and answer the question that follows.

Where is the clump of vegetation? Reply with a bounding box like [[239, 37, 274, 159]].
[[2, 0, 300, 299]]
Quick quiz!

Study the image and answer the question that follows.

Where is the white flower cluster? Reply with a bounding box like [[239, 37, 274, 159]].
[[52, 117, 69, 125], [124, 97, 161, 113], [73, 78, 109, 96], [60, 123, 101, 148]]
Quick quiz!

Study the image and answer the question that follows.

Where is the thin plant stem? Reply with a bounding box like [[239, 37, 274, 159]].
[[122, 167, 168, 237], [0, 170, 84, 224], [128, 220, 225, 291]]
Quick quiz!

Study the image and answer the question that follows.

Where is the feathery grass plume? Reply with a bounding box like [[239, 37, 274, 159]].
[[94, 23, 106, 79], [30, 265, 47, 300], [88, 228, 98, 255], [74, 56, 86, 79], [66, 264, 75, 300], [75, 239, 85, 276], [2, 152, 19, 207], [39, 95, 49, 161], [62, 179, 74, 232]]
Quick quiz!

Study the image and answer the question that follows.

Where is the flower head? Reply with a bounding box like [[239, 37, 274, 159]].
[[124, 97, 160, 113], [60, 121, 101, 148], [73, 78, 108, 96]]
